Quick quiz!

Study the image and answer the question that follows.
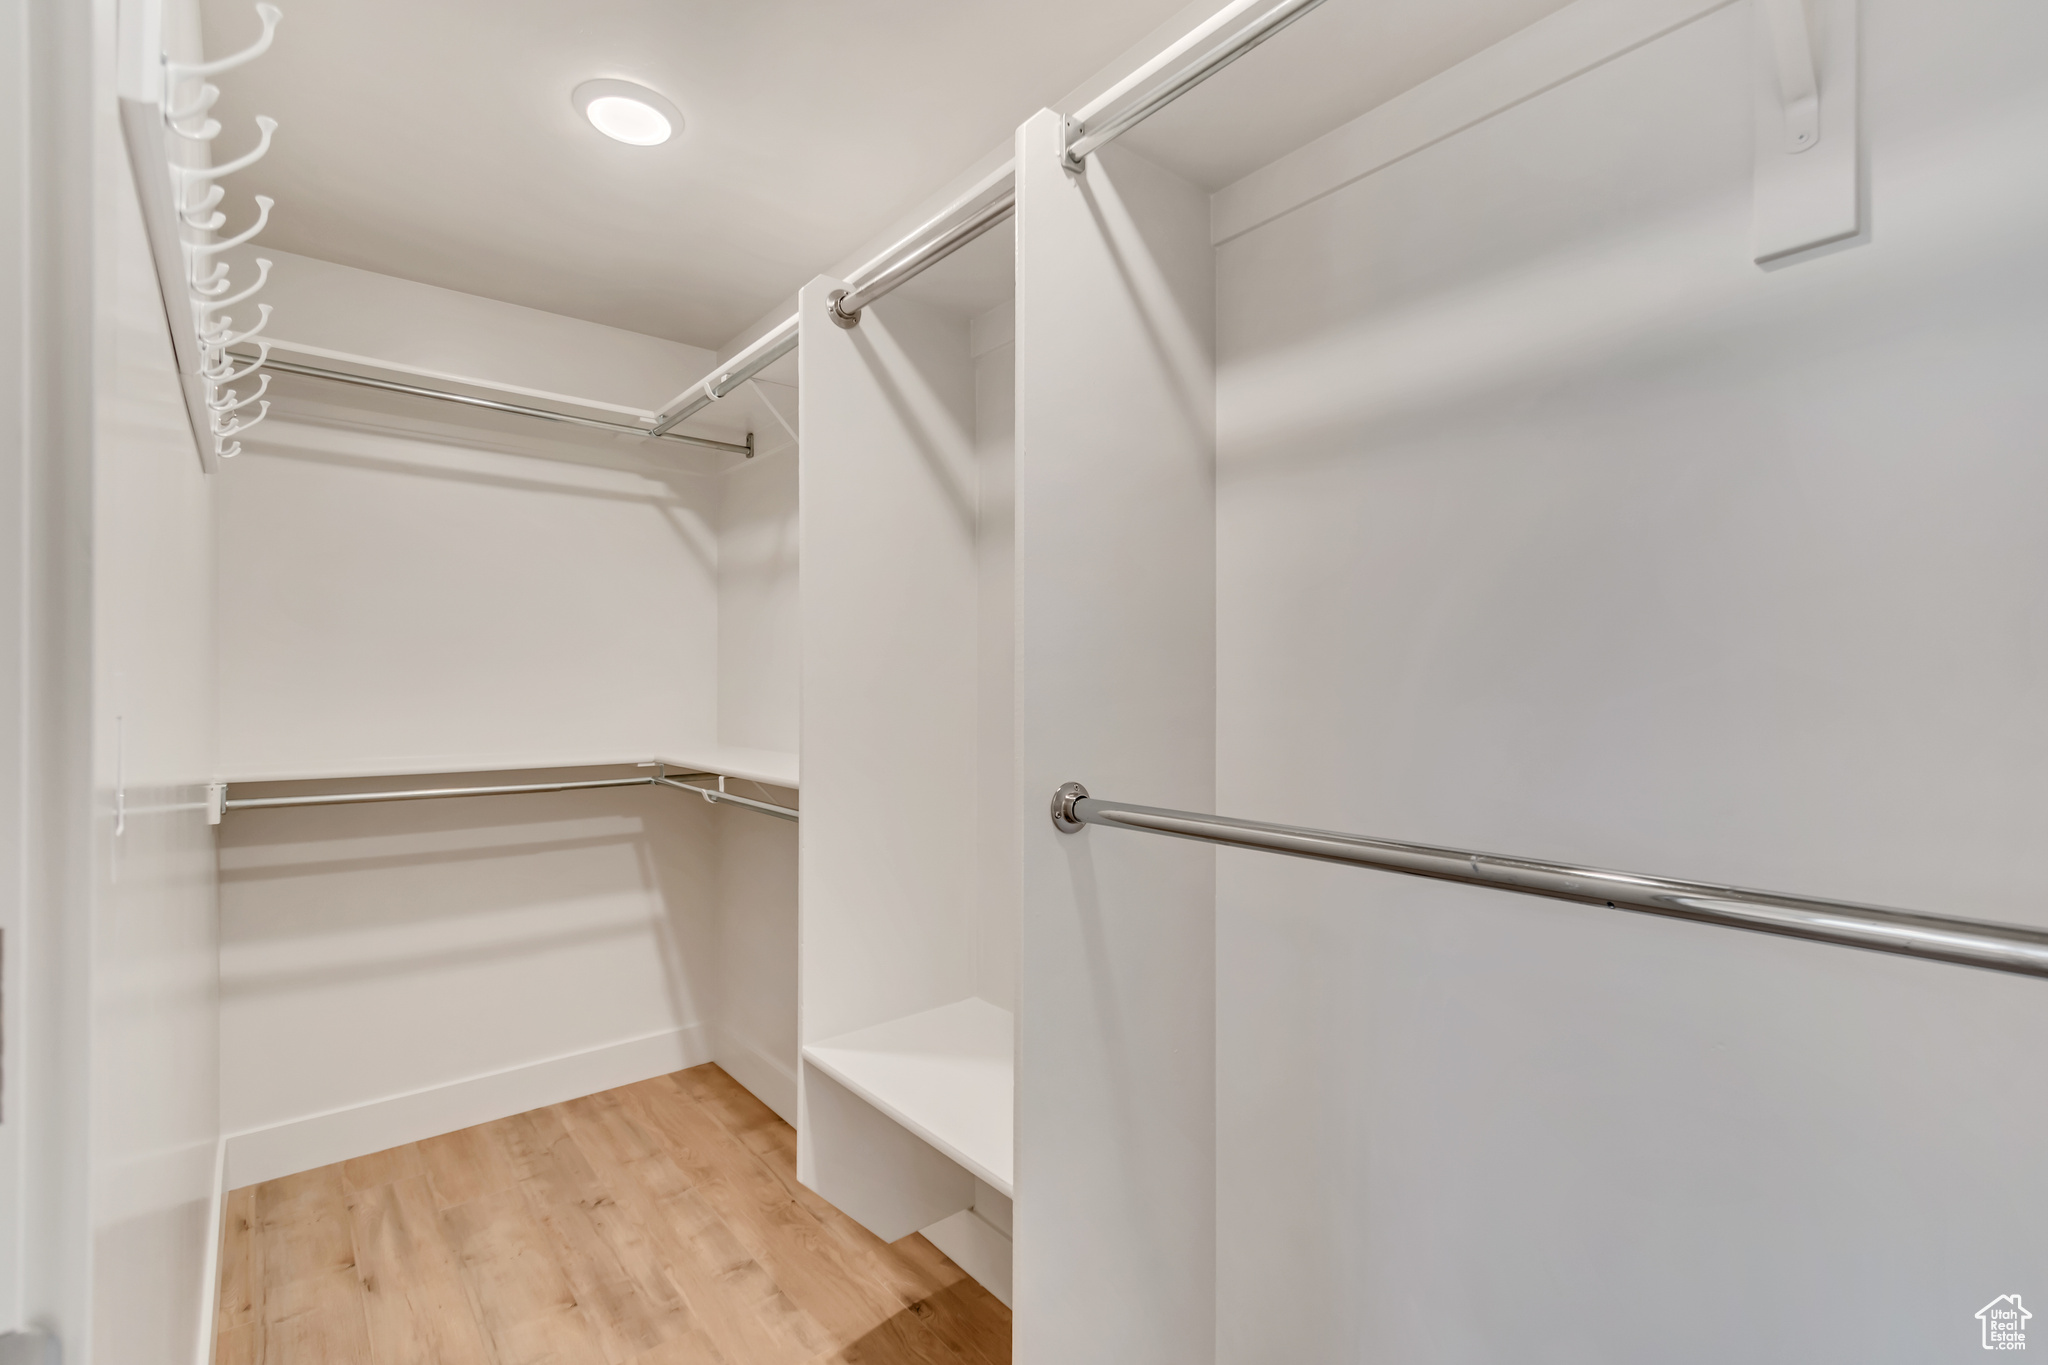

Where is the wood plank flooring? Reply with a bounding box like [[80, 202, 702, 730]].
[[214, 1064, 1010, 1365]]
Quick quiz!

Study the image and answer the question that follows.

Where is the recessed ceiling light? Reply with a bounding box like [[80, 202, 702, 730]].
[[572, 79, 682, 147]]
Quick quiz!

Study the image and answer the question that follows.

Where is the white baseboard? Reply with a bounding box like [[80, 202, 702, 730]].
[[922, 1207, 1013, 1308], [714, 1026, 798, 1126], [223, 1023, 715, 1188]]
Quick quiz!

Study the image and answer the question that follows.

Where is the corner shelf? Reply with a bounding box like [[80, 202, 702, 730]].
[[802, 997, 1014, 1196], [656, 747, 798, 790], [216, 746, 798, 790]]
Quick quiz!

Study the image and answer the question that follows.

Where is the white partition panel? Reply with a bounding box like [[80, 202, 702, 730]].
[[796, 275, 983, 1235], [1012, 111, 1216, 1365]]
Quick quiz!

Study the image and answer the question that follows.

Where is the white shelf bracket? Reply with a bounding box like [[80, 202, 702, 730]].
[[1752, 0, 1860, 265], [1759, 0, 1819, 152], [205, 781, 228, 825]]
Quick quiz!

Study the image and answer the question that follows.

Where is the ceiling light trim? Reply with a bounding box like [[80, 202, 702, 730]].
[[571, 77, 683, 146]]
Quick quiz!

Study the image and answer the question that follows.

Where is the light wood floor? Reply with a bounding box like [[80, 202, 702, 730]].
[[212, 1064, 1010, 1365]]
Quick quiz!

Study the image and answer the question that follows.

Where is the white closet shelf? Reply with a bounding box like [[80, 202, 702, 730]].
[[214, 753, 656, 784], [802, 997, 1014, 1196], [655, 747, 798, 790], [218, 747, 798, 789]]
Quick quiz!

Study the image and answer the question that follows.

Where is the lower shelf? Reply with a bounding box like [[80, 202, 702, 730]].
[[802, 997, 1014, 1196]]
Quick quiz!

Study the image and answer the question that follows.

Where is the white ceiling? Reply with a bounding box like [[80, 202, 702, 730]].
[[1115, 0, 1577, 189], [199, 0, 1193, 348], [203, 0, 1576, 351]]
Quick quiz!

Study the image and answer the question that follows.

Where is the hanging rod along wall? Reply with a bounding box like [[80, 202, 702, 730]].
[[650, 315, 799, 436], [1061, 0, 1331, 170], [826, 178, 1017, 328], [1048, 783, 2048, 980], [209, 768, 798, 823], [262, 356, 754, 457]]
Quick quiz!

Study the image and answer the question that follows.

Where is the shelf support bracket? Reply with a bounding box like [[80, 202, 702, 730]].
[[1752, 0, 1860, 266], [1758, 0, 1819, 153]]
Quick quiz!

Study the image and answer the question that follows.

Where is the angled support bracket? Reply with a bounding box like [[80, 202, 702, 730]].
[[1758, 0, 1819, 152], [1752, 0, 1860, 265]]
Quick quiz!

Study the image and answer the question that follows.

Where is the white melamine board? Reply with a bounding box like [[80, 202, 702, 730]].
[[215, 415, 719, 778], [219, 753, 657, 785], [1013, 112, 1216, 1365], [795, 277, 980, 1048], [221, 748, 794, 789], [657, 748, 799, 791], [802, 1065, 976, 1244], [1212, 2, 2048, 1360], [803, 998, 1016, 1195]]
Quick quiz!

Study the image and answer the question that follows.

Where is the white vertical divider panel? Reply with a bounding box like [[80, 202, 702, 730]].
[[1013, 111, 1216, 1364], [795, 276, 983, 1236]]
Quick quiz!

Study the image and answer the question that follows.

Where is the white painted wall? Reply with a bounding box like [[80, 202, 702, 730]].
[[1212, 1, 2048, 1359], [0, 0, 35, 1330], [90, 79, 223, 1365], [215, 774, 720, 1185], [212, 345, 806, 1184], [972, 303, 1017, 1015], [224, 246, 716, 417], [214, 399, 721, 779], [796, 277, 980, 1052], [709, 436, 803, 1120], [1013, 112, 1216, 1365], [711, 791, 800, 1122], [717, 445, 799, 756]]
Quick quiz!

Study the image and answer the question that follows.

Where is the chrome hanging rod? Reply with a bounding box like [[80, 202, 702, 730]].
[[221, 774, 664, 813], [826, 177, 1017, 328], [262, 356, 754, 457], [649, 315, 799, 436], [1061, 0, 1332, 170], [210, 769, 799, 822], [1049, 783, 2048, 979]]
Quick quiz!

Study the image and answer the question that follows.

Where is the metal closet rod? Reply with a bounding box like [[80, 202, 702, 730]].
[[650, 315, 799, 436], [826, 182, 1018, 328], [1063, 0, 1331, 169], [1049, 783, 2048, 980], [261, 356, 755, 457], [217, 770, 799, 820]]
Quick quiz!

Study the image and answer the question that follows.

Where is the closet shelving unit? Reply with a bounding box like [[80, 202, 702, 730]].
[[788, 0, 1385, 1258], [85, 0, 2048, 1347]]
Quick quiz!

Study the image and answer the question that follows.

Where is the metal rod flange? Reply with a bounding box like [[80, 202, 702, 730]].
[[827, 187, 1017, 328]]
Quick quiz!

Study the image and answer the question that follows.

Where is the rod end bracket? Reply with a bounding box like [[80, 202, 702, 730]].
[[1051, 781, 1088, 833], [1058, 117, 1086, 174], [827, 289, 861, 329]]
